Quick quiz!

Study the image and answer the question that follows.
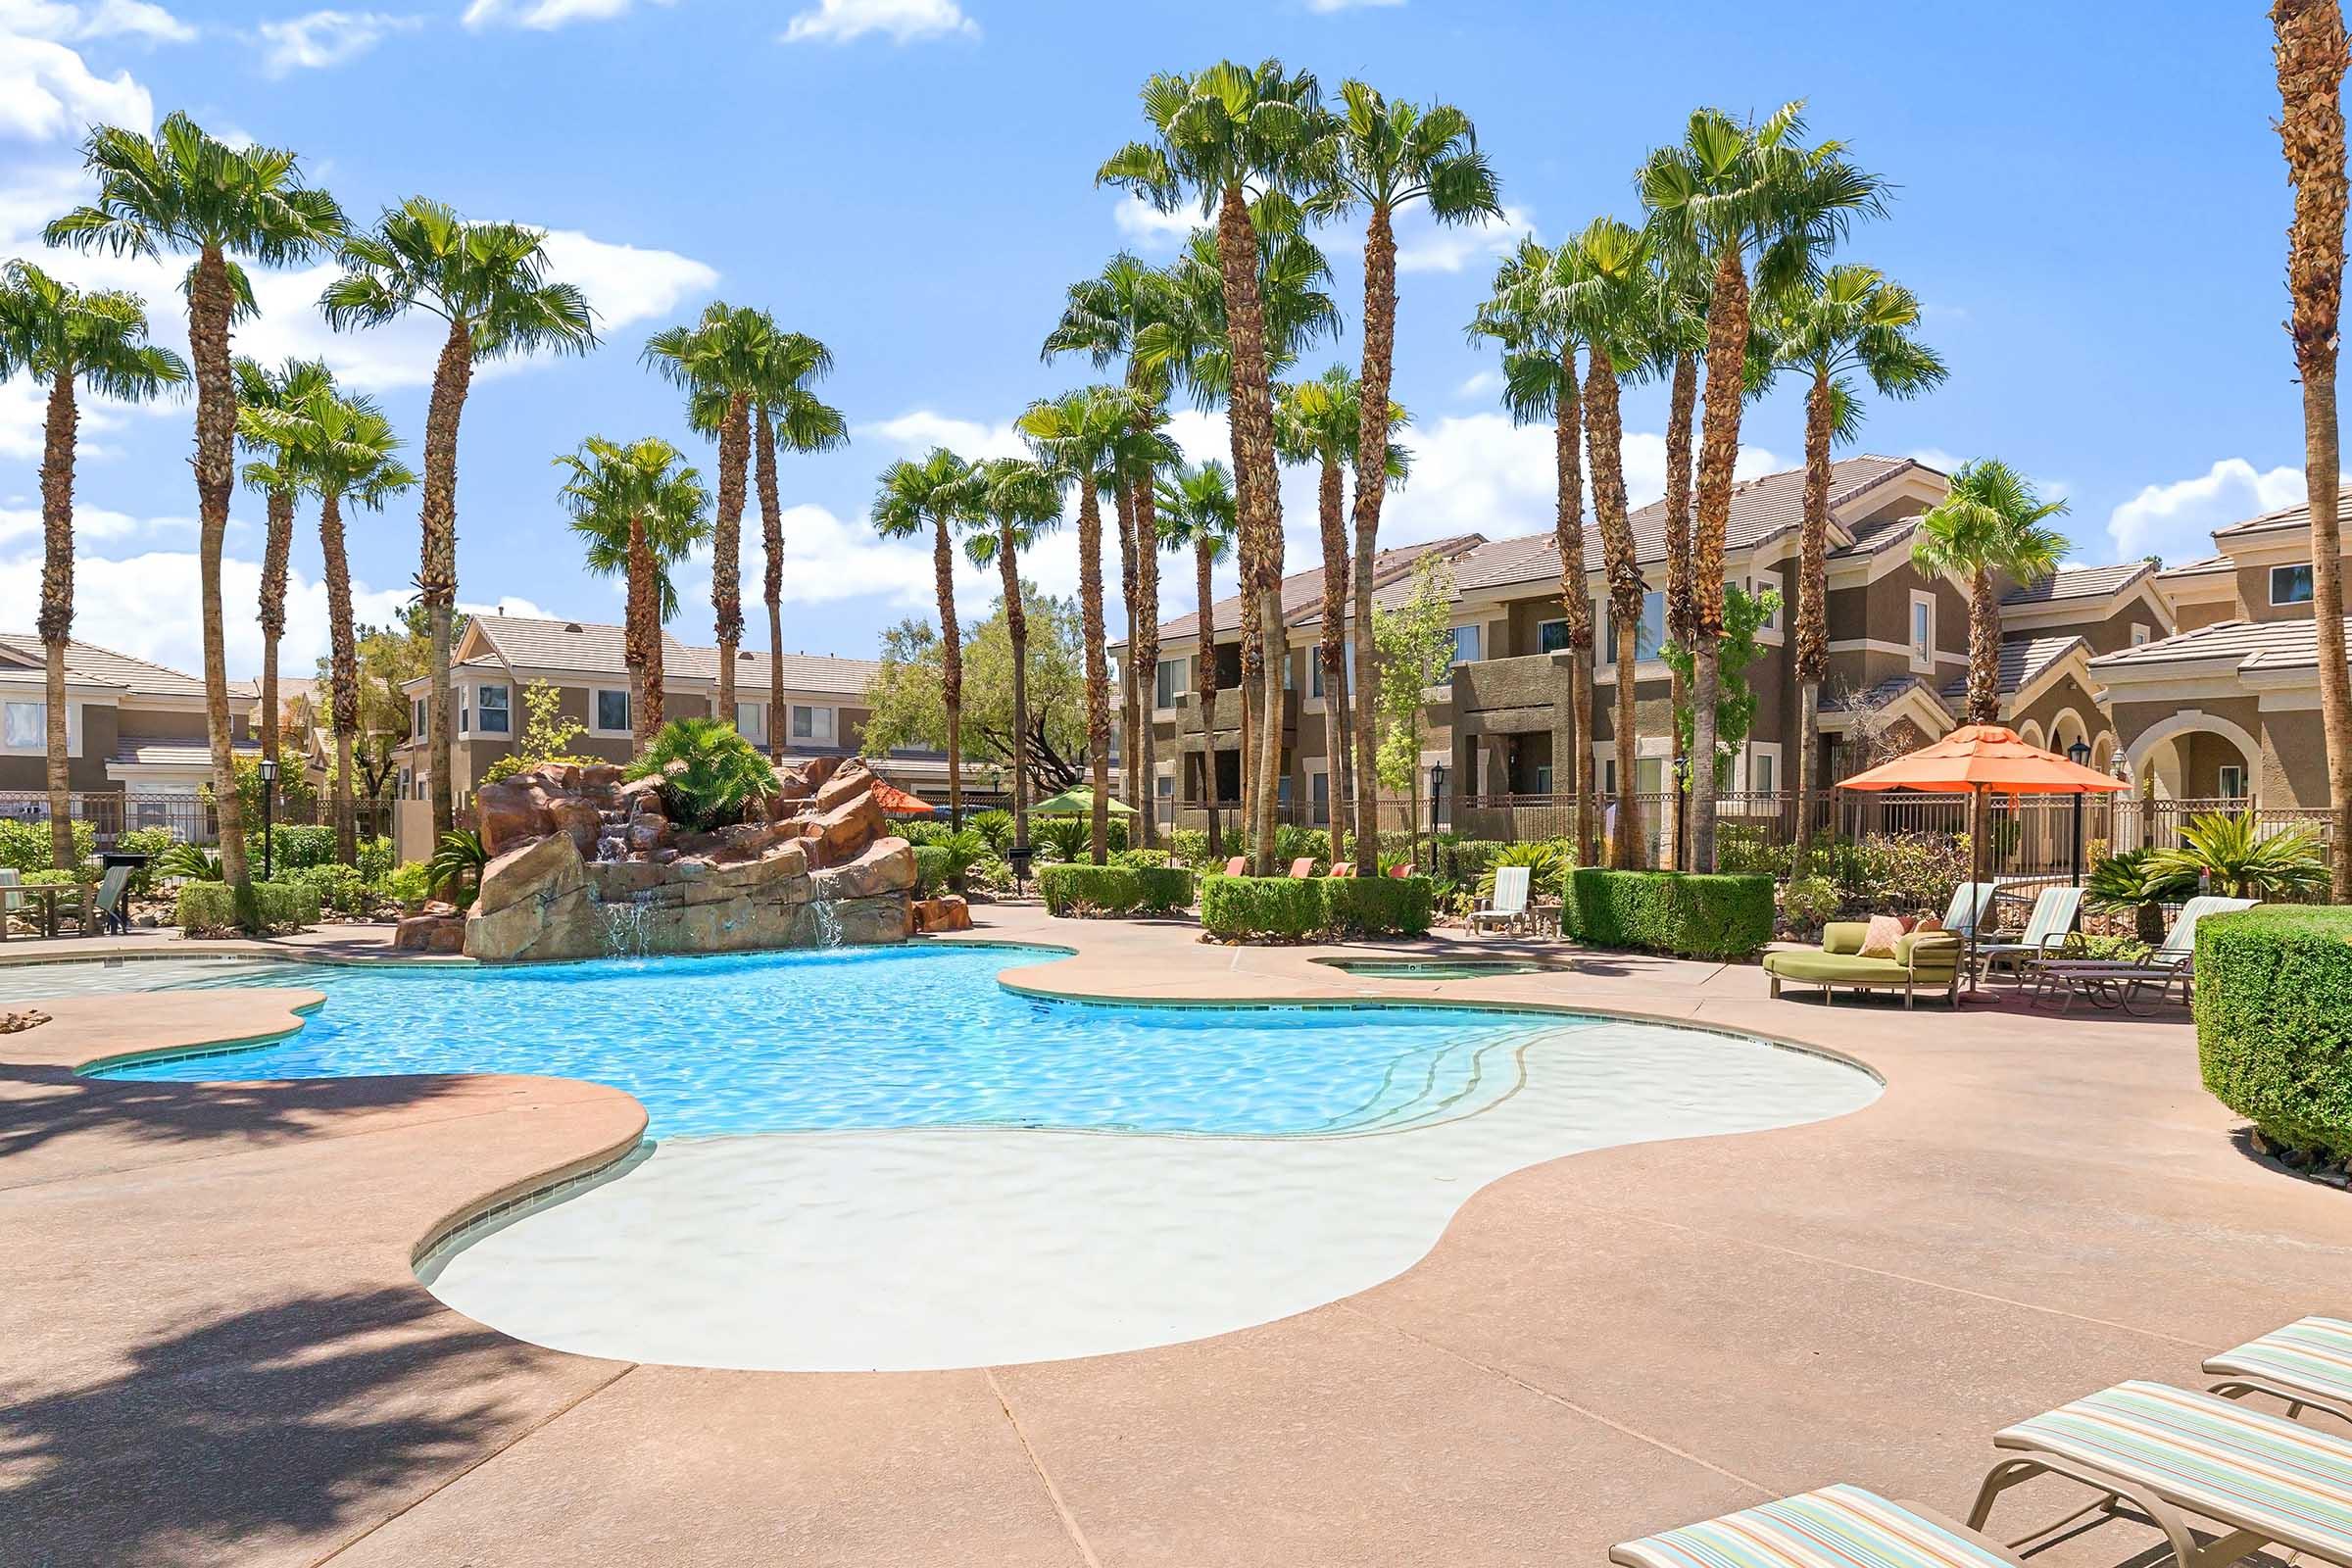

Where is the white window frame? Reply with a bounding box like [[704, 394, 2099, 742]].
[[2273, 563, 2317, 607], [734, 701, 764, 743], [2130, 622, 2152, 647], [473, 681, 512, 738], [1153, 656, 1186, 712], [0, 698, 77, 756], [590, 687, 632, 738], [2218, 763, 2249, 800], [1908, 591, 1937, 673], [1448, 623, 1482, 667], [1747, 740, 1782, 797], [1536, 616, 1570, 655], [790, 704, 836, 746], [412, 694, 427, 741], [1746, 569, 1784, 641], [1306, 764, 1329, 825]]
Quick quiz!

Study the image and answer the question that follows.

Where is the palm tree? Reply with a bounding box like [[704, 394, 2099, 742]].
[[256, 382, 417, 865], [0, 261, 187, 870], [1309, 81, 1500, 871], [1765, 265, 1946, 853], [1471, 236, 1596, 865], [2274, 0, 2352, 898], [1102, 59, 1330, 868], [1634, 245, 1711, 865], [1274, 366, 1408, 867], [46, 114, 344, 925], [1640, 102, 1885, 870], [1154, 459, 1238, 854], [871, 448, 977, 828], [233, 356, 330, 788], [965, 458, 1062, 857], [1911, 459, 2069, 725], [746, 328, 847, 760], [556, 437, 711, 747], [322, 197, 597, 841]]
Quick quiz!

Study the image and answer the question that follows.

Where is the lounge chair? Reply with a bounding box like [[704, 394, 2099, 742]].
[[1973, 884, 2083, 984], [2025, 895, 2257, 1014], [1764, 922, 1963, 1008], [1943, 881, 1998, 939], [2207, 1315, 2352, 1428], [1467, 864, 1530, 936], [1287, 857, 1317, 879], [1328, 861, 1357, 878], [1615, 1486, 2030, 1568], [92, 863, 130, 936], [1968, 1380, 2352, 1568], [1222, 856, 1248, 877], [0, 866, 19, 932]]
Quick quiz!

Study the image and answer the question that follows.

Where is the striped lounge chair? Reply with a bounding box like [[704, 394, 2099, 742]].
[[1968, 1380, 2352, 1568], [2208, 1315, 2352, 1428], [1613, 1485, 2029, 1568]]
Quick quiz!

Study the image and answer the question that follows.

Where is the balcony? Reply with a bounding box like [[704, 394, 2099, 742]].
[[1173, 689, 1298, 740]]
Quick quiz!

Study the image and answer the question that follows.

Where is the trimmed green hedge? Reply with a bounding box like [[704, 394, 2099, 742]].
[[1325, 875, 1435, 937], [174, 879, 322, 937], [1565, 869, 1775, 959], [1037, 862, 1196, 917], [2198, 905, 2352, 1155], [1200, 874, 1438, 941]]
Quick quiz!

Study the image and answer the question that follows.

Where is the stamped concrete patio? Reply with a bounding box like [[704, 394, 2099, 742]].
[[2, 905, 2347, 1567]]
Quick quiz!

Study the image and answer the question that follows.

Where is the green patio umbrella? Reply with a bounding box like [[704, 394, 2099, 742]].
[[1031, 786, 1137, 817]]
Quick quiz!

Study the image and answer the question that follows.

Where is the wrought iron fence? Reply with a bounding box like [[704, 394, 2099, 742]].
[[0, 788, 387, 849]]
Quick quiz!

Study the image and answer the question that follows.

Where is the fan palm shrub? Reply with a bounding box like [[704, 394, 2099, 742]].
[[1479, 839, 1569, 900], [625, 717, 780, 832], [427, 828, 487, 906], [1032, 814, 1092, 862], [2149, 812, 2330, 901], [2084, 847, 2193, 946]]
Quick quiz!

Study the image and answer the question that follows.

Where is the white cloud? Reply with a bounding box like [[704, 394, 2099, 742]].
[[1109, 197, 1197, 252], [1394, 203, 1532, 275], [2106, 458, 2308, 563], [534, 227, 717, 336], [0, 0, 194, 43], [461, 0, 672, 28], [460, 593, 554, 619], [0, 33, 152, 139], [856, 408, 1028, 463], [0, 501, 155, 547], [256, 10, 419, 74], [1455, 369, 1501, 401], [779, 0, 976, 45], [1906, 447, 1963, 474]]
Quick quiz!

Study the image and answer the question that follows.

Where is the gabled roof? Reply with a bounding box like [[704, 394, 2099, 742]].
[[2001, 562, 2155, 607], [465, 614, 877, 696], [1941, 635, 2084, 705], [113, 736, 260, 766], [0, 634, 237, 700], [2212, 480, 2352, 539], [1826, 673, 1945, 713], [2091, 614, 2352, 673], [2155, 554, 2232, 580], [1147, 535, 1486, 643]]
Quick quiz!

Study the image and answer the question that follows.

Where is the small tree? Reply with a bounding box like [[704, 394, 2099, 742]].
[[483, 679, 592, 783], [1371, 556, 1457, 869], [1662, 582, 1782, 789]]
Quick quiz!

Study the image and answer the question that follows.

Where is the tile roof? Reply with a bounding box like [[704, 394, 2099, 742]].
[[1940, 635, 2084, 704], [2156, 554, 2233, 579], [0, 634, 227, 699], [113, 736, 261, 766], [1824, 673, 1950, 716], [2213, 480, 2352, 538], [468, 615, 879, 695], [2001, 562, 2154, 607], [2090, 615, 2352, 672], [1147, 535, 1486, 643]]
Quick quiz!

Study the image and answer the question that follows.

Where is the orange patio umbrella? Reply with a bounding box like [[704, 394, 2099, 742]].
[[867, 778, 935, 816], [1838, 723, 2128, 993]]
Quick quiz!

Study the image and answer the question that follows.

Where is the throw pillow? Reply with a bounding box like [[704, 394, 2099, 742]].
[[1858, 913, 1906, 958]]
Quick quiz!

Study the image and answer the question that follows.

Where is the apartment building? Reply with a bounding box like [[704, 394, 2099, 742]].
[[0, 634, 256, 805]]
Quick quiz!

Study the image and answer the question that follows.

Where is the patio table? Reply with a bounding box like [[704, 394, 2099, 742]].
[[0, 883, 90, 940]]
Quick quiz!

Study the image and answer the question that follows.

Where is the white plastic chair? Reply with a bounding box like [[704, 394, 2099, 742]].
[[1975, 885, 2085, 983], [1469, 864, 1532, 936], [1941, 881, 1998, 938]]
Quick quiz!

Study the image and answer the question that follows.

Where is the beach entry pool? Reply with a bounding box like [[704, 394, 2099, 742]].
[[82, 945, 1880, 1371]]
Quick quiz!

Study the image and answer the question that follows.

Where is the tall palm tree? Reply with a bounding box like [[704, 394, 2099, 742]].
[[1640, 102, 1884, 870], [322, 197, 597, 840], [1633, 245, 1711, 864], [1765, 265, 1946, 853], [746, 328, 847, 760], [1102, 59, 1330, 868], [2275, 0, 2352, 897], [1911, 459, 2069, 725], [1274, 366, 1408, 866], [871, 448, 977, 828], [257, 383, 417, 865], [46, 114, 344, 925], [1309, 80, 1500, 871], [965, 457, 1063, 856], [1471, 236, 1596, 864], [1154, 459, 1238, 853], [0, 261, 187, 870], [556, 437, 711, 747], [234, 357, 330, 789]]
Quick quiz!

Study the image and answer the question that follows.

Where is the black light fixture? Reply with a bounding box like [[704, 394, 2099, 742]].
[[2065, 739, 2090, 888], [1428, 760, 1447, 871], [257, 756, 279, 881]]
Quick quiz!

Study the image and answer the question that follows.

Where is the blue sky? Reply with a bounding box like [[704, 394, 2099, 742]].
[[0, 0, 2320, 679]]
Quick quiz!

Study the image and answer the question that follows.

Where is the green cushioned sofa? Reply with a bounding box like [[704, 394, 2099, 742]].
[[1762, 921, 1963, 1008]]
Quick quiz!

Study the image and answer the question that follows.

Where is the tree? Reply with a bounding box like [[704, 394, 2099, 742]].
[[860, 586, 1094, 796], [963, 458, 1062, 856], [1308, 80, 1500, 872], [1662, 582, 1783, 778], [870, 448, 976, 828], [1371, 554, 1455, 870], [1763, 264, 1946, 851], [482, 679, 593, 784], [1634, 243, 1711, 864], [1102, 59, 1331, 869], [1640, 101, 1885, 870], [746, 327, 846, 760], [555, 437, 711, 746], [47, 113, 346, 928], [233, 356, 329, 791], [341, 605, 431, 810], [321, 196, 596, 841], [1274, 365, 1408, 867], [2275, 0, 2352, 898], [0, 260, 186, 870], [1154, 458, 1238, 852], [1911, 459, 2069, 724]]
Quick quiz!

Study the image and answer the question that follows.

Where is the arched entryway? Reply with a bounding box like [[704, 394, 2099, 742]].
[[2126, 710, 2261, 803]]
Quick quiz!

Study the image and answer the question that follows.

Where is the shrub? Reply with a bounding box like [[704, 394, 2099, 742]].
[[910, 844, 954, 897], [356, 835, 394, 882], [23, 867, 78, 887], [1037, 862, 1196, 917], [0, 816, 93, 873], [1821, 831, 1968, 916], [899, 819, 951, 847], [2085, 846, 2191, 947], [931, 828, 987, 891], [290, 861, 372, 915], [1113, 847, 1171, 869], [2198, 905, 2352, 1159], [378, 861, 435, 906], [2152, 811, 2330, 901], [1325, 875, 1435, 937], [114, 825, 180, 894], [1032, 815, 1089, 861], [1200, 875, 1327, 941], [155, 842, 222, 881], [1167, 828, 1213, 868], [1716, 823, 1791, 879], [244, 824, 338, 871], [624, 716, 778, 830], [1780, 873, 1842, 933], [427, 829, 487, 907], [1566, 869, 1775, 959], [1436, 839, 1507, 892], [1481, 840, 1569, 901], [1272, 823, 1325, 869], [970, 808, 1013, 854], [175, 879, 320, 936]]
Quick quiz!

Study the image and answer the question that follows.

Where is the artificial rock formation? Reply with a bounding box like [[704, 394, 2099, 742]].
[[462, 757, 915, 962]]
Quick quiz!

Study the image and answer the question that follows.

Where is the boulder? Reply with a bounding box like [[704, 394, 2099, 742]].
[[813, 757, 876, 813], [393, 910, 466, 953], [579, 763, 624, 790], [812, 837, 915, 902], [549, 799, 605, 856], [805, 791, 884, 869], [474, 775, 558, 857], [770, 754, 844, 806], [474, 829, 586, 920], [627, 813, 673, 854], [617, 776, 665, 814], [911, 895, 973, 934]]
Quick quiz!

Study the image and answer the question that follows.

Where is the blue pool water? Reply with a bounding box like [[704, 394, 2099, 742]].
[[91, 946, 1574, 1140]]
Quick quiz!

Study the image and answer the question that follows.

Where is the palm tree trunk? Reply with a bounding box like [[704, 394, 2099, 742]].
[[38, 368, 76, 871], [1350, 199, 1401, 873], [1552, 342, 1594, 866], [625, 517, 656, 748], [418, 317, 474, 841], [933, 516, 963, 832], [320, 491, 359, 867], [1257, 580, 1288, 858], [1000, 524, 1030, 857], [1688, 248, 1753, 873], [1587, 347, 1643, 871], [1794, 366, 1834, 858], [1967, 568, 2000, 725], [713, 390, 750, 723], [1132, 473, 1162, 849], [1076, 485, 1110, 863], [259, 486, 294, 778], [1232, 425, 1261, 851], [2277, 0, 2352, 897], [1664, 351, 1698, 870], [190, 248, 256, 924], [1113, 479, 1142, 821], [1213, 180, 1286, 870], [1316, 453, 1351, 868], [1196, 541, 1221, 858], [756, 406, 786, 762]]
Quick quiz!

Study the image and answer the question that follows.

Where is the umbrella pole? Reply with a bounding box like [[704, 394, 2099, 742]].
[[1967, 784, 1985, 997]]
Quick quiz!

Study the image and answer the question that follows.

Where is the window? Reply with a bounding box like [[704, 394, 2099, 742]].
[[2219, 764, 2248, 800], [735, 702, 764, 742], [1154, 658, 1184, 709], [1277, 773, 1293, 808], [1745, 571, 1782, 632], [791, 705, 835, 745], [2274, 564, 2316, 606], [1604, 591, 1667, 662], [1533, 763, 1552, 794], [475, 683, 511, 736], [595, 688, 630, 734], [398, 766, 412, 801], [1909, 592, 1936, 672], [3, 701, 43, 750], [1753, 749, 1777, 796], [2131, 623, 2152, 647], [1309, 769, 1329, 825], [1308, 647, 1357, 700], [1537, 618, 1570, 654], [412, 695, 426, 739], [1449, 624, 1481, 666]]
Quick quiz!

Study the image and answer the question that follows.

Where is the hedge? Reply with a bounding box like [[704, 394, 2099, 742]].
[[910, 844, 954, 897], [1325, 875, 1434, 937], [1200, 874, 1438, 941], [174, 879, 322, 937], [1038, 862, 1196, 917], [1565, 868, 1775, 959], [2197, 905, 2352, 1156]]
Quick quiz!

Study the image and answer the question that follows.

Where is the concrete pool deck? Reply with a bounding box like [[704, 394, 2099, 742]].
[[2, 906, 2348, 1565]]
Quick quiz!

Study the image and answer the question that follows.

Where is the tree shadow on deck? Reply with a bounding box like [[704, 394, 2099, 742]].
[[0, 1063, 481, 1166]]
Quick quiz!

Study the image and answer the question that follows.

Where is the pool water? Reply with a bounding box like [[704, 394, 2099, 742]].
[[91, 946, 1581, 1140]]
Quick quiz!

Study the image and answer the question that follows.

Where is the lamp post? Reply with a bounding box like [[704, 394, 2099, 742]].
[[257, 757, 278, 882], [1672, 755, 1691, 873], [2066, 738, 2091, 886], [1428, 760, 1446, 874]]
